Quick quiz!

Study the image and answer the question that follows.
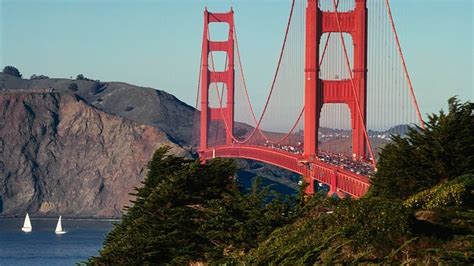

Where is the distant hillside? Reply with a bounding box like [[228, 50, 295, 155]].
[[0, 91, 185, 217], [0, 72, 410, 217], [0, 72, 300, 217], [1, 73, 408, 147], [1, 73, 195, 146]]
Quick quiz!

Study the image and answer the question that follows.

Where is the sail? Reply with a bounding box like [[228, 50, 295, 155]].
[[55, 216, 62, 232], [23, 213, 32, 229]]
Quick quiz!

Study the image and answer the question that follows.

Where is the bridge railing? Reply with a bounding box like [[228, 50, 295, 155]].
[[200, 144, 371, 198]]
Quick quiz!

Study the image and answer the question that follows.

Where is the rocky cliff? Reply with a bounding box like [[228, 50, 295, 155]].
[[0, 91, 185, 217], [0, 73, 196, 146], [0, 73, 303, 218]]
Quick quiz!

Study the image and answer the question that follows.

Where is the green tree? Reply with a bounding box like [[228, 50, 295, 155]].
[[244, 195, 412, 264], [30, 74, 49, 80], [243, 97, 473, 265], [68, 83, 78, 92], [88, 147, 292, 264], [2, 66, 22, 78], [404, 174, 474, 210], [369, 97, 474, 199]]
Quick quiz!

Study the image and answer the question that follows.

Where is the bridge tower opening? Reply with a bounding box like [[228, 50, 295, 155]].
[[304, 0, 368, 161], [200, 9, 235, 152]]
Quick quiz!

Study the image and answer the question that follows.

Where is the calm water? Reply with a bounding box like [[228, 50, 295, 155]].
[[0, 218, 115, 265]]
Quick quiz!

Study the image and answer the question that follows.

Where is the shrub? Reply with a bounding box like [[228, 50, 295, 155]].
[[244, 196, 412, 264], [88, 146, 293, 264], [30, 74, 49, 80], [369, 97, 474, 199], [2, 66, 22, 78], [334, 197, 412, 249], [68, 83, 78, 92], [91, 81, 106, 95], [405, 174, 474, 210]]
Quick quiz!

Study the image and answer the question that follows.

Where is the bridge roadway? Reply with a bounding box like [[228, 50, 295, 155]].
[[200, 144, 370, 198]]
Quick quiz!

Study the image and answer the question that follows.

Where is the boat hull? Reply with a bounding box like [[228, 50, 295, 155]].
[[21, 227, 32, 233], [55, 231, 67, 235]]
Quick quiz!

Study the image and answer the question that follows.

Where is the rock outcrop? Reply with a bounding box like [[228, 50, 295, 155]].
[[0, 73, 301, 218], [1, 73, 196, 146], [0, 91, 185, 217]]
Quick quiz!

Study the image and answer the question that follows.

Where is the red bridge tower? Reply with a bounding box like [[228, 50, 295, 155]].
[[200, 9, 235, 151], [304, 0, 368, 160]]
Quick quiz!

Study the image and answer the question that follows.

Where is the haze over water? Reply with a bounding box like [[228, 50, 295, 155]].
[[0, 218, 114, 265]]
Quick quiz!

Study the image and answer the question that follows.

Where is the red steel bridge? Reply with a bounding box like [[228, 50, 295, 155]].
[[193, 0, 424, 198]]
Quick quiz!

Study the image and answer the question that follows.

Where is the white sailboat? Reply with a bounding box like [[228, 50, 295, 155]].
[[55, 216, 67, 234], [21, 213, 32, 232]]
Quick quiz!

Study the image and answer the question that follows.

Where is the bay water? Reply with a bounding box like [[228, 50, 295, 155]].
[[0, 218, 115, 265]]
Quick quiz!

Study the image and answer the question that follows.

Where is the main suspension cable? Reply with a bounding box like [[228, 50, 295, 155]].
[[384, 0, 425, 129], [232, 0, 297, 143]]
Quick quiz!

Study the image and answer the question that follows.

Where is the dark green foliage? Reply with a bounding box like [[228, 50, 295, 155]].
[[333, 197, 412, 249], [405, 174, 474, 210], [3, 66, 22, 78], [370, 97, 474, 199], [243, 97, 474, 264], [91, 81, 106, 95], [30, 74, 49, 80], [76, 74, 85, 80], [88, 147, 292, 264], [68, 83, 78, 92], [89, 97, 473, 264], [243, 194, 343, 264], [244, 196, 412, 264]]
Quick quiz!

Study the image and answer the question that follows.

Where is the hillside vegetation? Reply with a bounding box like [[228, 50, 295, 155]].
[[88, 148, 296, 264], [89, 97, 473, 264]]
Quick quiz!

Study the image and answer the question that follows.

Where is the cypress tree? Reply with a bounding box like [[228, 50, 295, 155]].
[[370, 97, 474, 199]]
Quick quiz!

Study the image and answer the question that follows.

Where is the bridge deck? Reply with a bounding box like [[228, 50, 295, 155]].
[[200, 145, 370, 198]]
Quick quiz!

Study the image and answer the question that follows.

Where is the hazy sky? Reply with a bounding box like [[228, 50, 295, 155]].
[[1, 0, 473, 119]]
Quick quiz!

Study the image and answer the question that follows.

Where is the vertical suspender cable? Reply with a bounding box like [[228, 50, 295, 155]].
[[331, 0, 376, 167], [210, 4, 306, 145], [384, 0, 424, 129], [191, 42, 203, 153]]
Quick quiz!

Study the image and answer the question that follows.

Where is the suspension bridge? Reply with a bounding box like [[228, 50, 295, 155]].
[[192, 0, 424, 198]]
